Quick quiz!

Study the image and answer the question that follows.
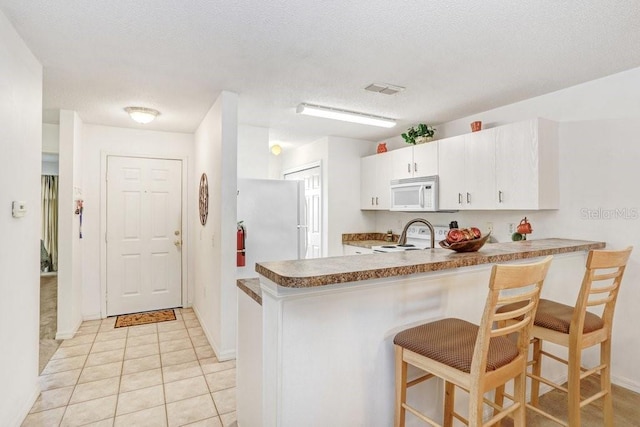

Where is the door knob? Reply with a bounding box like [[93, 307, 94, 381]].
[[174, 239, 182, 248]]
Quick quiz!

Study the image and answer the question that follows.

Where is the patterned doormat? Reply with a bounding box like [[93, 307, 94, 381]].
[[114, 309, 176, 328]]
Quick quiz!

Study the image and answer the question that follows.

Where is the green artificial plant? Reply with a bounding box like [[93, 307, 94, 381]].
[[401, 123, 436, 145]]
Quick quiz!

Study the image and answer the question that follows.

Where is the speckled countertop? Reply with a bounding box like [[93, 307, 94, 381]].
[[256, 239, 605, 288], [237, 278, 262, 305], [342, 232, 396, 248]]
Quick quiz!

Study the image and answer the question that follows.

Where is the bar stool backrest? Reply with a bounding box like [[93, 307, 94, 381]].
[[472, 256, 553, 382], [571, 247, 633, 341]]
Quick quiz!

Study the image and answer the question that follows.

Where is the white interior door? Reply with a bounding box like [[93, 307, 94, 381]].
[[285, 166, 322, 259], [106, 156, 182, 316]]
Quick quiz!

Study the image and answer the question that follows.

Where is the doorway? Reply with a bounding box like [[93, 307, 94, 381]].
[[284, 164, 322, 259], [40, 171, 60, 372], [105, 156, 183, 316]]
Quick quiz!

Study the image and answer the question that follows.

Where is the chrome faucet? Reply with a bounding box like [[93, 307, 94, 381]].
[[398, 218, 435, 249]]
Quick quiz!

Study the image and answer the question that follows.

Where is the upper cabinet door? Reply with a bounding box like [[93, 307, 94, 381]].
[[495, 118, 559, 209], [464, 128, 496, 210], [390, 146, 414, 180], [438, 135, 466, 210], [360, 152, 392, 210], [412, 142, 438, 177]]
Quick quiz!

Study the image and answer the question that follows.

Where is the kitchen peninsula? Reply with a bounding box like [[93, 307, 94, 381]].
[[237, 239, 605, 427]]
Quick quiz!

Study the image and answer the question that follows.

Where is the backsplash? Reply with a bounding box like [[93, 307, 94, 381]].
[[375, 210, 562, 244]]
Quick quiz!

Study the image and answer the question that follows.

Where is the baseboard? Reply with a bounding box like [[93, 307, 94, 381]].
[[55, 317, 83, 340], [192, 305, 236, 362], [82, 313, 103, 321], [612, 375, 640, 394], [10, 382, 40, 427]]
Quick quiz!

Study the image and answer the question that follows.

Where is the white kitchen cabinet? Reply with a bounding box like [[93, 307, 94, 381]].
[[494, 118, 558, 209], [438, 131, 495, 210], [390, 142, 438, 180], [464, 128, 496, 209], [342, 245, 374, 255], [438, 135, 466, 210], [360, 152, 391, 210], [438, 118, 558, 210]]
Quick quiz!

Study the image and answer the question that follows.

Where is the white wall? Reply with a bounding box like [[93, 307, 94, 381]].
[[42, 124, 60, 175], [42, 123, 60, 153], [193, 91, 238, 360], [281, 136, 376, 256], [57, 111, 84, 338], [327, 137, 377, 255], [0, 11, 43, 426], [80, 124, 195, 320], [238, 125, 269, 179], [375, 67, 640, 391]]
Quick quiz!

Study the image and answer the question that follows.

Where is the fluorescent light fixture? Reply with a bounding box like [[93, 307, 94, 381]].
[[270, 144, 282, 155], [125, 106, 160, 124], [296, 103, 396, 128]]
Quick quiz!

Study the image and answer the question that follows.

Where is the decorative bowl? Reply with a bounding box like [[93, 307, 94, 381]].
[[439, 232, 491, 253]]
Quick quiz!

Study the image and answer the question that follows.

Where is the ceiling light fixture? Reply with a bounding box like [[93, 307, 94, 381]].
[[296, 103, 396, 128], [270, 144, 282, 156], [124, 106, 160, 124]]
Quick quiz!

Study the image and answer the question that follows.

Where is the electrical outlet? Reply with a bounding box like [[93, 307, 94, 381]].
[[485, 222, 493, 233], [509, 223, 515, 234]]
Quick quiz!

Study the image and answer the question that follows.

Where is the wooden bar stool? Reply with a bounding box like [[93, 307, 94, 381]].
[[393, 256, 553, 427], [495, 247, 632, 426]]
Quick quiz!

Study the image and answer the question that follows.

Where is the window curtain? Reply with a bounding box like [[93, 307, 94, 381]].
[[41, 175, 58, 272]]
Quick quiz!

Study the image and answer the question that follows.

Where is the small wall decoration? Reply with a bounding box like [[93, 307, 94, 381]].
[[199, 173, 209, 226]]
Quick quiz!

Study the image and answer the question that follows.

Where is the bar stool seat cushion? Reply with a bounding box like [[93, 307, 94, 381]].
[[498, 299, 604, 334], [393, 318, 519, 373]]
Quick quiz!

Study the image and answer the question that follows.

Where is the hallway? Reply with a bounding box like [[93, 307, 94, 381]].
[[23, 308, 236, 426], [39, 274, 61, 373]]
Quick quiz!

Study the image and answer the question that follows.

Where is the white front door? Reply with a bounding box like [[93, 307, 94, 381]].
[[106, 156, 183, 316]]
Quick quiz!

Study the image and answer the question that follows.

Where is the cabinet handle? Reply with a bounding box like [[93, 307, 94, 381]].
[[375, 197, 379, 205], [466, 192, 471, 204], [498, 190, 503, 203], [414, 162, 418, 173], [458, 193, 462, 204], [407, 163, 411, 173], [371, 197, 375, 206]]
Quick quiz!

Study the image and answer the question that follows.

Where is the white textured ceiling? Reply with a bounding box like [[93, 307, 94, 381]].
[[2, 1, 640, 145]]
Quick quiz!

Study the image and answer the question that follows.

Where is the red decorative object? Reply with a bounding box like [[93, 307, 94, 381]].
[[517, 217, 533, 235], [470, 121, 482, 132], [377, 143, 387, 153]]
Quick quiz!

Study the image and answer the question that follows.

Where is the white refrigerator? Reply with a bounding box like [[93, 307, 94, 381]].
[[236, 178, 307, 278]]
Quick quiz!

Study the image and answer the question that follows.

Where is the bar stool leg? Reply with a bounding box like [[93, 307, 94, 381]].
[[513, 372, 526, 427], [530, 338, 542, 407], [601, 339, 614, 427], [493, 384, 505, 426], [395, 345, 407, 427], [444, 381, 454, 427], [469, 388, 483, 427], [567, 346, 582, 426]]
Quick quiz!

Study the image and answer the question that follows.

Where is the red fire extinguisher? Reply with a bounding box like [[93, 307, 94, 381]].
[[237, 221, 246, 267]]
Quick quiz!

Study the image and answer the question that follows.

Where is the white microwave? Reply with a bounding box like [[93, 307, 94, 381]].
[[390, 176, 439, 212]]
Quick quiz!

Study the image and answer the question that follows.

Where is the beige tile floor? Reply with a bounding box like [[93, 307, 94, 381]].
[[23, 308, 237, 427]]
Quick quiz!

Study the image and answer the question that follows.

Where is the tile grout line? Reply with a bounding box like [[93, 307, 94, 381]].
[[112, 319, 130, 426], [158, 316, 170, 427], [56, 325, 100, 427]]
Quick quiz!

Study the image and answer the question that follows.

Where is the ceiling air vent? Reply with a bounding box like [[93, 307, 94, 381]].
[[365, 83, 405, 95]]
